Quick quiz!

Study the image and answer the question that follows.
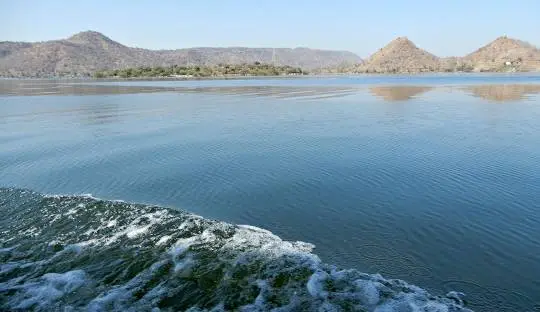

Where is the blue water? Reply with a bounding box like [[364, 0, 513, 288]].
[[1, 76, 540, 311]]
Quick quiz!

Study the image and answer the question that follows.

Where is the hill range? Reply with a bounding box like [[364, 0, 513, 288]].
[[0, 31, 359, 78], [1, 31, 539, 77], [346, 36, 540, 74]]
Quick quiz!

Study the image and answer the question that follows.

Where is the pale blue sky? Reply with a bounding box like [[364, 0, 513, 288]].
[[1, 0, 539, 57]]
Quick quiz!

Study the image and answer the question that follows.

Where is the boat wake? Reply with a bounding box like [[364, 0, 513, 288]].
[[0, 188, 471, 311]]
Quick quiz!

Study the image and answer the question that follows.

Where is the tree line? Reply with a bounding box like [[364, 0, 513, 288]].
[[94, 63, 307, 78]]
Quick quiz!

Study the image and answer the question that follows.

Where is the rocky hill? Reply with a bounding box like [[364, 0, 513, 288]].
[[463, 36, 540, 72], [2, 31, 540, 77], [0, 31, 362, 78], [351, 36, 540, 73], [355, 37, 440, 73]]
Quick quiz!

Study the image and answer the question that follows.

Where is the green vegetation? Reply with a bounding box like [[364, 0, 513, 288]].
[[93, 63, 307, 78]]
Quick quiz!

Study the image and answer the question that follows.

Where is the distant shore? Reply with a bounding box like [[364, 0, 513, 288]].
[[3, 31, 540, 78], [2, 71, 540, 81]]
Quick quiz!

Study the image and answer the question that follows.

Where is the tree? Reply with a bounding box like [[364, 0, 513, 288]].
[[91, 63, 306, 78]]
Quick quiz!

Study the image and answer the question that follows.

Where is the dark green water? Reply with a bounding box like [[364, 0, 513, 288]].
[[1, 76, 540, 311]]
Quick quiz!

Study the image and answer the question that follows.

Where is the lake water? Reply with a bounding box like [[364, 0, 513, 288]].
[[1, 75, 540, 311]]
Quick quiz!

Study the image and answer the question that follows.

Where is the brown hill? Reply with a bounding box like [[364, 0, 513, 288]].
[[0, 31, 362, 78], [344, 36, 540, 74], [356, 37, 440, 73], [463, 36, 540, 72]]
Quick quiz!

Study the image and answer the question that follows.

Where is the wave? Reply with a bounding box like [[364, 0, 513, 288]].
[[0, 187, 471, 311]]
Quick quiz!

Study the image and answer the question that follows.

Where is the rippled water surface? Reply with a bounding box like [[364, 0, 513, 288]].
[[1, 75, 540, 311]]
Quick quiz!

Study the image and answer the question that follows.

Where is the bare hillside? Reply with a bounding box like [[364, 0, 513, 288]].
[[463, 36, 540, 72], [356, 37, 440, 73], [0, 31, 362, 77]]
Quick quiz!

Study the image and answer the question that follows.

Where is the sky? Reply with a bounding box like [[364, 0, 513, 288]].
[[1, 0, 539, 58]]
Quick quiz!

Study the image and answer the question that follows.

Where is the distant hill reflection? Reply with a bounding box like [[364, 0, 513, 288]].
[[369, 86, 433, 101], [464, 84, 540, 102], [1, 80, 540, 103]]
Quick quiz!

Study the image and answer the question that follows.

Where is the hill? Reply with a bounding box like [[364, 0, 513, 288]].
[[344, 36, 540, 74], [355, 37, 440, 73], [3, 32, 540, 77], [463, 36, 540, 72], [0, 31, 362, 78]]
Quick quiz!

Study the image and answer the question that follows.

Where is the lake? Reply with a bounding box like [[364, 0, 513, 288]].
[[1, 75, 540, 311]]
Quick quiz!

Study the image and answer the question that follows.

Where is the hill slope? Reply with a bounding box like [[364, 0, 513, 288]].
[[346, 36, 540, 73], [463, 36, 540, 72], [0, 31, 362, 77], [356, 37, 440, 73]]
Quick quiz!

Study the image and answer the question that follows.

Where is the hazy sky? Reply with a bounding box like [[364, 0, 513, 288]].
[[2, 0, 539, 57]]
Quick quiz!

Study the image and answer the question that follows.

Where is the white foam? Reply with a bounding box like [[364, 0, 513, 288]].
[[79, 210, 170, 246], [226, 224, 317, 260], [126, 224, 151, 238], [255, 280, 269, 306], [75, 239, 99, 247], [87, 288, 127, 312], [65, 208, 78, 215], [307, 270, 329, 299], [156, 235, 172, 246], [354, 279, 381, 306], [237, 224, 274, 235], [173, 253, 195, 273], [170, 236, 197, 256], [106, 220, 118, 227], [22, 226, 41, 237], [44, 193, 97, 200], [11, 270, 86, 310], [374, 293, 452, 312]]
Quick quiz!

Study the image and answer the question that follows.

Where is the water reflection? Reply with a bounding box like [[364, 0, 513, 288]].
[[179, 86, 358, 99], [0, 80, 357, 99], [1, 80, 540, 103], [464, 84, 540, 102], [0, 81, 168, 96], [369, 86, 433, 101]]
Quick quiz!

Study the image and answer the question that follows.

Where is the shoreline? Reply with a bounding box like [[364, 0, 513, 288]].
[[2, 71, 540, 81]]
